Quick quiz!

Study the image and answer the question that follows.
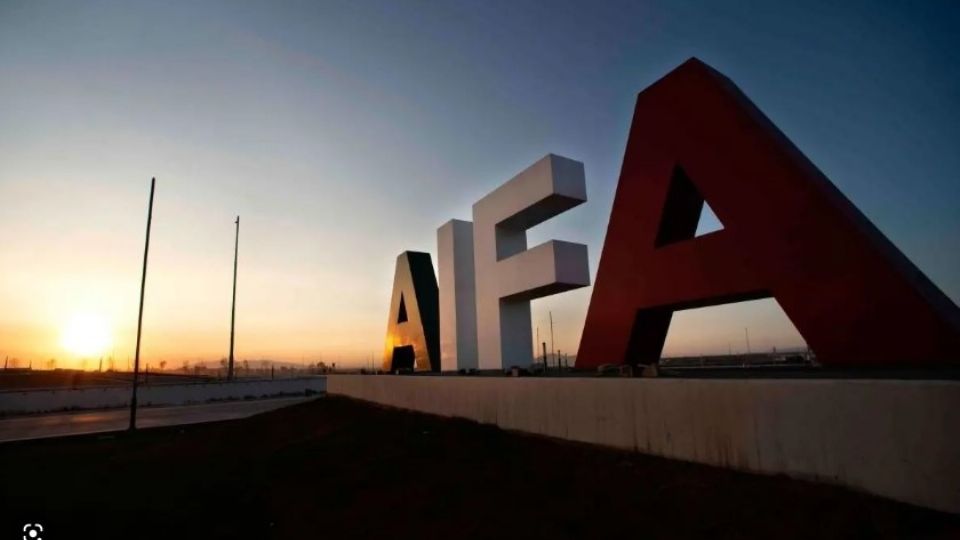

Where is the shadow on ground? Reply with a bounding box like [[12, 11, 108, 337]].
[[0, 396, 955, 539]]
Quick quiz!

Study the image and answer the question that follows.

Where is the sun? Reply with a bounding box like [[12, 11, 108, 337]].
[[61, 313, 113, 358]]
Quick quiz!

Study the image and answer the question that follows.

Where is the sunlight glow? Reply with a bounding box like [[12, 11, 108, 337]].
[[61, 313, 113, 359]]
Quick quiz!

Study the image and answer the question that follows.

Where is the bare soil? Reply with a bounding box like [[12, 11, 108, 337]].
[[0, 396, 955, 539]]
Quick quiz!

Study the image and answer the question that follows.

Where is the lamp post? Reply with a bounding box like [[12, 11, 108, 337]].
[[129, 177, 155, 431], [228, 216, 239, 380]]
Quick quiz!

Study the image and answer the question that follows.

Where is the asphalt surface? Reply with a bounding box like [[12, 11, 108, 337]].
[[0, 396, 314, 443]]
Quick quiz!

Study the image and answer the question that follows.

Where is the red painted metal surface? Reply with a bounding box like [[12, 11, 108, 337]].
[[576, 58, 960, 368]]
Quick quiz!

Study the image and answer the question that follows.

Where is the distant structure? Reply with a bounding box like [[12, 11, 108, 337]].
[[438, 219, 478, 371], [577, 58, 960, 369], [471, 155, 590, 370], [383, 251, 440, 372]]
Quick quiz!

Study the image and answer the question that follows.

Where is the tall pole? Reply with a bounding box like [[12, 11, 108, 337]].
[[129, 177, 155, 431], [228, 216, 239, 380], [744, 327, 751, 354], [549, 311, 556, 375]]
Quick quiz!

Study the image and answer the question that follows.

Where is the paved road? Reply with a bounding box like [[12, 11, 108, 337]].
[[0, 397, 315, 443]]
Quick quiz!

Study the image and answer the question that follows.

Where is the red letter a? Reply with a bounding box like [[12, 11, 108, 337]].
[[577, 58, 960, 368]]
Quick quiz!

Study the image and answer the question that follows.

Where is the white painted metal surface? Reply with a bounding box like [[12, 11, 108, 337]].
[[438, 219, 478, 371], [471, 154, 590, 370]]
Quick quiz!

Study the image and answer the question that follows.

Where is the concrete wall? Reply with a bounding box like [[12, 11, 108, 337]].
[[0, 377, 326, 415], [327, 375, 960, 514]]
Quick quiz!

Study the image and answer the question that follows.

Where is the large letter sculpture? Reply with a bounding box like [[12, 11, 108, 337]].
[[383, 251, 440, 372], [438, 219, 478, 371], [474, 154, 591, 370], [577, 58, 960, 369]]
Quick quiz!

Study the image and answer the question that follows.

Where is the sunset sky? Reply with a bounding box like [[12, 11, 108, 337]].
[[1, 0, 958, 368]]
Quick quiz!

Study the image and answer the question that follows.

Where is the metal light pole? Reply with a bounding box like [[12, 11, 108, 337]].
[[129, 177, 156, 431], [549, 311, 556, 375], [542, 342, 548, 374], [228, 216, 239, 380]]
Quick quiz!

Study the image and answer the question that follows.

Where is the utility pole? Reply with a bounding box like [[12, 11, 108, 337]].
[[744, 327, 751, 354], [542, 342, 548, 374], [228, 216, 239, 380], [129, 177, 155, 431], [549, 311, 556, 375]]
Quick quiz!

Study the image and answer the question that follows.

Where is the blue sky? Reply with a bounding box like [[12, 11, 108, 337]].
[[1, 0, 957, 365]]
